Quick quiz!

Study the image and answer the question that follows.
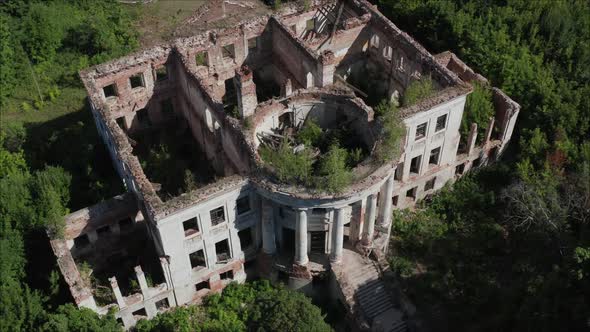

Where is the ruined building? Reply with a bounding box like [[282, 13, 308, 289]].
[[51, 0, 519, 330]]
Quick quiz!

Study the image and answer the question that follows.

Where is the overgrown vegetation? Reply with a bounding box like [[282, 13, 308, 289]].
[[461, 81, 494, 142], [259, 118, 368, 193], [379, 0, 590, 329], [135, 280, 332, 332], [1, 1, 140, 330], [374, 100, 405, 163], [402, 77, 435, 106], [135, 127, 216, 200]]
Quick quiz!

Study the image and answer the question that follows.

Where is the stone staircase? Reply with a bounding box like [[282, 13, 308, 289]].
[[334, 248, 408, 332]]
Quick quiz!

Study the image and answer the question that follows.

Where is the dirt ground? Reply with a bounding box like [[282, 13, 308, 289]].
[[122, 0, 272, 47]]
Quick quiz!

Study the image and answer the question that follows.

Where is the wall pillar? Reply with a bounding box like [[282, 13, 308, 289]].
[[379, 176, 395, 229], [109, 277, 126, 309], [282, 79, 292, 97], [363, 193, 378, 242], [234, 65, 257, 119], [261, 198, 276, 255], [484, 116, 495, 144], [467, 123, 478, 155], [295, 208, 309, 265], [330, 208, 344, 263], [318, 50, 335, 87]]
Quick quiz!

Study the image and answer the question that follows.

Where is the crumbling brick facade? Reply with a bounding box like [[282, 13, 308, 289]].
[[51, 1, 519, 330]]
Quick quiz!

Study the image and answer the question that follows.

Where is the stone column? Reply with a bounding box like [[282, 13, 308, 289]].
[[295, 208, 309, 265], [261, 198, 276, 255], [109, 277, 126, 308], [234, 65, 257, 119], [484, 116, 495, 144], [379, 176, 395, 228], [330, 208, 344, 263], [363, 193, 378, 242]]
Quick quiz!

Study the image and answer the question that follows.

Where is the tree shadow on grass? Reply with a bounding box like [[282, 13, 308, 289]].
[[22, 99, 124, 211]]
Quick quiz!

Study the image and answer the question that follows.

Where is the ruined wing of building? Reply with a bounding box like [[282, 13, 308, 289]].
[[50, 0, 519, 330]]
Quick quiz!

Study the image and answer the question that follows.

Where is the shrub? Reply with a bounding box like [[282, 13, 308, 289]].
[[297, 118, 323, 147], [403, 77, 434, 106], [389, 256, 415, 278], [374, 100, 405, 163], [317, 144, 353, 193], [259, 138, 314, 184], [461, 81, 494, 141]]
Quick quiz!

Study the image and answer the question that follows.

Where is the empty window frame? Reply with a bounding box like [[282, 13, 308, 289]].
[[435, 114, 447, 132], [215, 239, 231, 263], [415, 122, 427, 140], [236, 196, 250, 216], [195, 51, 208, 66], [137, 108, 151, 126], [103, 84, 117, 98], [183, 217, 199, 237], [410, 155, 422, 175], [238, 227, 253, 250], [370, 34, 380, 48], [247, 37, 258, 51], [210, 206, 226, 226], [398, 56, 405, 71], [195, 280, 209, 291], [455, 163, 466, 175], [219, 270, 234, 280], [74, 234, 90, 248], [155, 66, 168, 81], [383, 46, 393, 60], [116, 117, 126, 131], [129, 73, 145, 89], [222, 44, 235, 60], [306, 19, 315, 31], [132, 308, 147, 318], [406, 187, 417, 200], [392, 195, 399, 206], [429, 147, 441, 166], [161, 98, 174, 117], [155, 298, 169, 311], [425, 177, 436, 191], [189, 249, 206, 269]]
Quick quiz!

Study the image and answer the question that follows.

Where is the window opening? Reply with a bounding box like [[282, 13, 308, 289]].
[[103, 84, 117, 98], [183, 218, 199, 237], [155, 66, 168, 81], [236, 196, 250, 216], [129, 74, 145, 89], [215, 239, 231, 263], [410, 155, 422, 174], [210, 207, 226, 226], [222, 44, 235, 59], [415, 122, 427, 140], [189, 250, 206, 269], [429, 147, 441, 166], [436, 114, 447, 132], [238, 228, 253, 250]]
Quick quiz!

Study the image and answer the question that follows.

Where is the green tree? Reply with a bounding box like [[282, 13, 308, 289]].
[[317, 144, 352, 193], [40, 304, 122, 332]]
